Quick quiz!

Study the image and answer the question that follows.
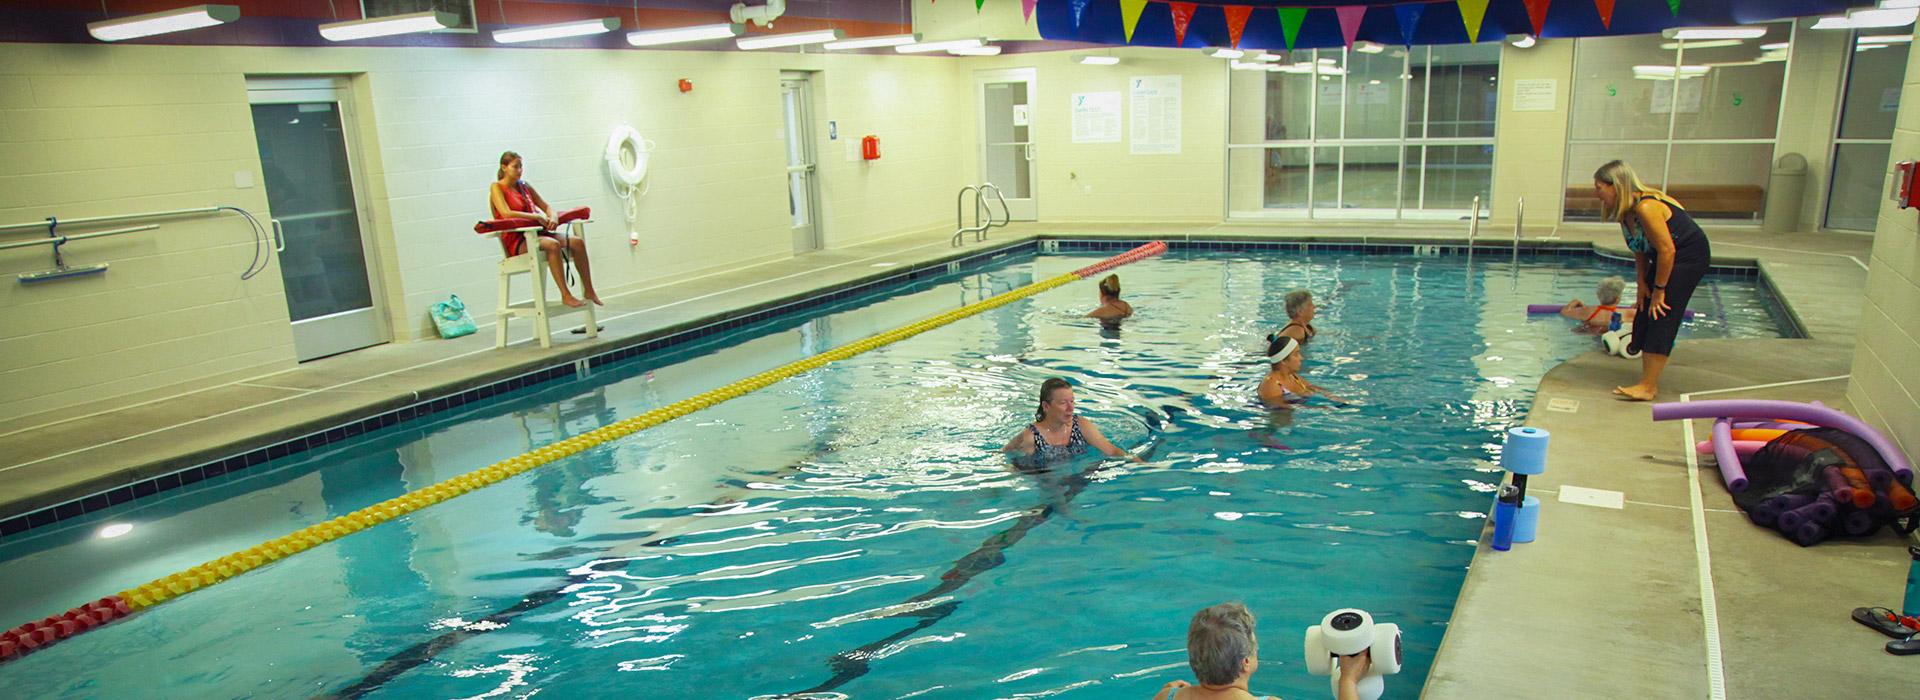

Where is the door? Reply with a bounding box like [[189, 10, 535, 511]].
[[978, 68, 1037, 220], [247, 77, 387, 361], [782, 74, 823, 253]]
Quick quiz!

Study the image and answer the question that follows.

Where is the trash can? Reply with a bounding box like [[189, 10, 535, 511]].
[[1763, 153, 1808, 233]]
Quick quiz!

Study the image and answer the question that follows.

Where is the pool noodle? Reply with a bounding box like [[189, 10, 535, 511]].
[[1730, 420, 1810, 431], [1887, 479, 1919, 512], [1839, 467, 1878, 508], [1525, 303, 1700, 319], [1651, 399, 1914, 480], [1821, 467, 1859, 507], [1709, 418, 1750, 493], [1843, 510, 1878, 536], [1788, 520, 1829, 547], [1729, 428, 1788, 442], [1694, 439, 1766, 457]]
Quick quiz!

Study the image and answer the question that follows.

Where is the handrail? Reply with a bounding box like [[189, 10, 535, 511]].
[[977, 183, 1010, 241], [952, 184, 1011, 246], [1467, 195, 1481, 245], [0, 207, 221, 234], [1511, 196, 1524, 264]]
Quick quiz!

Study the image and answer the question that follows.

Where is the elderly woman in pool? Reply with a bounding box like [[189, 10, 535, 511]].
[[1559, 275, 1637, 333], [1258, 337, 1345, 410], [1268, 289, 1318, 349], [1004, 378, 1143, 464]]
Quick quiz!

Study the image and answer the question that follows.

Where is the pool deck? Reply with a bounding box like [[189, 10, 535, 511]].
[[1, 220, 1908, 698]]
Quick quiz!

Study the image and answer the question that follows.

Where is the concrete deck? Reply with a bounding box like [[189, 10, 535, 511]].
[[1, 220, 1907, 698]]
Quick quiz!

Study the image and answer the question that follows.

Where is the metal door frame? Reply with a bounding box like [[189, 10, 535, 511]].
[[976, 67, 1038, 221], [781, 72, 824, 253]]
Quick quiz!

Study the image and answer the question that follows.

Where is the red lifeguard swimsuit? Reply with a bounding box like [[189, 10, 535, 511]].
[[490, 182, 552, 256]]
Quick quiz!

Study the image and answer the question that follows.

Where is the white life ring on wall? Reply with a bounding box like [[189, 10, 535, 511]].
[[605, 124, 651, 188]]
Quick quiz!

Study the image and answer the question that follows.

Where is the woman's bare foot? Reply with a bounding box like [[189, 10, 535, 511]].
[[1613, 384, 1656, 401], [560, 295, 585, 308], [584, 290, 604, 306]]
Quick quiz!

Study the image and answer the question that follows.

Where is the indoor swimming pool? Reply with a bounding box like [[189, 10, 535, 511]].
[[0, 245, 1790, 698]]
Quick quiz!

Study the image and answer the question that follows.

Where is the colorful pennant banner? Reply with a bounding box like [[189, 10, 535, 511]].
[[1023, 0, 1037, 21], [1394, 4, 1425, 46], [1223, 4, 1252, 48], [1335, 6, 1366, 47], [1524, 0, 1551, 36], [1169, 2, 1196, 46], [1458, 0, 1490, 43], [1595, 0, 1616, 29], [1120, 0, 1149, 42], [1277, 7, 1306, 49]]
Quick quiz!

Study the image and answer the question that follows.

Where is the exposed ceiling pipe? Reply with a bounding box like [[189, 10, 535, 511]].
[[730, 0, 787, 28]]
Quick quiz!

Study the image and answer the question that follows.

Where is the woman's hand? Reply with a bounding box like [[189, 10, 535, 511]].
[[1155, 679, 1189, 700], [1647, 289, 1670, 320]]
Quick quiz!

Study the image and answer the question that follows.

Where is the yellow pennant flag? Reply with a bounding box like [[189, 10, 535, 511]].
[[1458, 0, 1490, 43], [1120, 0, 1150, 42]]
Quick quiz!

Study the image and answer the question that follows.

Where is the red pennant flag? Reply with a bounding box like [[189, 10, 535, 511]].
[[1169, 2, 1196, 46], [1524, 0, 1551, 35], [1223, 5, 1252, 48], [1335, 6, 1366, 47], [1593, 0, 1616, 30]]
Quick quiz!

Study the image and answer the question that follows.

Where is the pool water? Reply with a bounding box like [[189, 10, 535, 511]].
[[0, 248, 1785, 698]]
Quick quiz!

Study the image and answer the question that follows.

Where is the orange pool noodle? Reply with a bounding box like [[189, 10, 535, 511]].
[[1838, 467, 1877, 508], [1729, 428, 1789, 442], [1888, 480, 1919, 512]]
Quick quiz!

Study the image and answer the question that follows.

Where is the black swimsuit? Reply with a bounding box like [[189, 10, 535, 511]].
[[1028, 419, 1089, 463], [1623, 195, 1710, 357]]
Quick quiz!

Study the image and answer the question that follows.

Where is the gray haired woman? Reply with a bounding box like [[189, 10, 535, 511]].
[[1152, 602, 1283, 700], [1559, 275, 1638, 333], [1266, 289, 1317, 354]]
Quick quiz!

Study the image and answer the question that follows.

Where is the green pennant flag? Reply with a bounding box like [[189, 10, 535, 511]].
[[1667, 0, 1680, 16], [1278, 7, 1307, 49], [1120, 0, 1149, 42], [977, 0, 987, 12], [1458, 0, 1490, 43]]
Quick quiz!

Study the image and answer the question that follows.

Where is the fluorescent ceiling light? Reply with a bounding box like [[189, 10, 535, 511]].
[[1659, 39, 1743, 50], [948, 45, 1002, 56], [1760, 42, 1790, 50], [1881, 0, 1920, 8], [1632, 64, 1709, 77], [823, 33, 920, 50], [1354, 41, 1384, 54], [492, 17, 618, 44], [627, 22, 743, 46], [896, 37, 983, 53], [1661, 26, 1767, 40], [1202, 47, 1245, 59], [88, 4, 239, 41], [319, 10, 455, 41], [1230, 60, 1269, 71], [1860, 34, 1915, 43], [1079, 55, 1120, 65], [1814, 7, 1919, 29], [1317, 57, 1337, 65], [1510, 34, 1537, 48], [737, 28, 843, 50]]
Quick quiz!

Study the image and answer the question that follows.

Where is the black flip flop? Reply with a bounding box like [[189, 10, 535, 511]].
[[1852, 607, 1920, 639], [1888, 637, 1920, 656], [570, 325, 605, 335]]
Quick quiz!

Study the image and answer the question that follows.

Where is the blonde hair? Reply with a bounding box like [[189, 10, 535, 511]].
[[1098, 274, 1121, 298], [497, 150, 521, 181], [1592, 160, 1668, 223]]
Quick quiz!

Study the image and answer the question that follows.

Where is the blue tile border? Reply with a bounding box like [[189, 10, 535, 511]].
[[0, 235, 1790, 542]]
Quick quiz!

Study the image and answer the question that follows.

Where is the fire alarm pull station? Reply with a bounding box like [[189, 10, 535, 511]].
[[678, 79, 693, 93], [861, 135, 880, 160], [1894, 160, 1918, 210]]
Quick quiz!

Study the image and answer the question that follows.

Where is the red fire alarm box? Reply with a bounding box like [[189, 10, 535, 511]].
[[1894, 160, 1918, 209], [861, 135, 880, 160]]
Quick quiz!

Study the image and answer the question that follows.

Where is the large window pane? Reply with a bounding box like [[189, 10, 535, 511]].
[[1404, 47, 1428, 139], [1314, 146, 1340, 208], [1316, 51, 1346, 139], [1826, 143, 1892, 231], [1669, 24, 1791, 141], [1839, 39, 1909, 140], [1424, 43, 1501, 138], [1343, 146, 1401, 208], [1667, 143, 1773, 223], [1570, 34, 1677, 141], [1346, 48, 1405, 139], [1228, 147, 1311, 214], [1421, 145, 1494, 210], [1565, 143, 1668, 220]]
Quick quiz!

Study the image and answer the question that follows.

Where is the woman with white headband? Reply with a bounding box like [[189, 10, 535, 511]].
[[1257, 336, 1344, 410]]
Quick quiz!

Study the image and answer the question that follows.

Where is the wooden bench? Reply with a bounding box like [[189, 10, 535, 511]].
[[1564, 184, 1765, 221]]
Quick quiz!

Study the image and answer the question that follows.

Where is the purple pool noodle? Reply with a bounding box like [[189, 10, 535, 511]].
[[1651, 400, 1913, 480], [1775, 493, 1817, 510], [1843, 510, 1877, 536], [1779, 499, 1837, 532], [1789, 520, 1828, 547], [1730, 421, 1808, 431], [1821, 466, 1855, 504], [1527, 303, 1699, 318], [1865, 468, 1895, 491], [1809, 494, 1839, 523], [1754, 493, 1815, 526], [1749, 505, 1781, 527], [1709, 419, 1750, 492]]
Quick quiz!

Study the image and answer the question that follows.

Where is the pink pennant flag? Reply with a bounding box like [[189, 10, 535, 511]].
[[1222, 4, 1252, 48], [1022, 0, 1037, 23], [1335, 6, 1366, 47], [1169, 2, 1197, 46]]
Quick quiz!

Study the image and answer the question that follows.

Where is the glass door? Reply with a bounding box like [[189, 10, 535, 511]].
[[1826, 29, 1911, 232], [782, 74, 822, 254], [978, 68, 1038, 220], [247, 77, 387, 361]]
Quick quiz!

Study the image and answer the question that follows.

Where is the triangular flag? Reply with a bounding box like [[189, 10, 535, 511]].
[[1594, 0, 1616, 29], [1523, 0, 1551, 36], [1458, 0, 1490, 43], [1022, 0, 1037, 23], [1335, 6, 1366, 47], [1394, 4, 1425, 45], [976, 0, 986, 12], [1070, 0, 1091, 28], [1667, 0, 1681, 16], [1223, 5, 1252, 48], [1277, 8, 1307, 49], [1169, 2, 1196, 46], [1120, 0, 1149, 42]]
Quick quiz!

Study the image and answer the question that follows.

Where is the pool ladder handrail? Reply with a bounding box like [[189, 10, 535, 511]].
[[1511, 196, 1524, 264], [951, 183, 1010, 246]]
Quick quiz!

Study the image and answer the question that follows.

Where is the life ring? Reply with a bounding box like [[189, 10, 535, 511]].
[[604, 125, 650, 189]]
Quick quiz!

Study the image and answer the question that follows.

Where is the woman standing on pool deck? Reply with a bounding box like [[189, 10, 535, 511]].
[[1593, 160, 1711, 401], [1004, 378, 1143, 464]]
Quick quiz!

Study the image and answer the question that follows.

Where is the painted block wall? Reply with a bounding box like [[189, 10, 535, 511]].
[[1847, 22, 1920, 473], [0, 43, 970, 423]]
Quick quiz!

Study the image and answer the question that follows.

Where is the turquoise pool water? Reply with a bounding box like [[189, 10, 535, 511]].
[[0, 248, 1785, 698]]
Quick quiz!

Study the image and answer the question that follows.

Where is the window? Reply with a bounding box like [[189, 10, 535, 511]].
[[1228, 43, 1499, 219], [1825, 29, 1911, 232], [1564, 24, 1791, 223]]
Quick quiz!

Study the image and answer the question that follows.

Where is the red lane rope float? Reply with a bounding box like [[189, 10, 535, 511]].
[[0, 240, 1169, 665]]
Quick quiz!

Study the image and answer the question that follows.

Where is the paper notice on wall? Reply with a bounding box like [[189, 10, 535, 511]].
[[1650, 79, 1702, 114], [1071, 92, 1121, 143], [1354, 81, 1390, 106], [1882, 87, 1902, 112], [1129, 75, 1181, 155], [1513, 79, 1556, 111], [1013, 104, 1030, 127]]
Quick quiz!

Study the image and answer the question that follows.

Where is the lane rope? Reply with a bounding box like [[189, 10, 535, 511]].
[[0, 241, 1168, 664]]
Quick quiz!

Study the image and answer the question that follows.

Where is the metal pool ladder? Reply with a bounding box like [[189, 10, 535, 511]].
[[951, 183, 1010, 246]]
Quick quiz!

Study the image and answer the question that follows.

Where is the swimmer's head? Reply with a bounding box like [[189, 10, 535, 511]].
[[1036, 377, 1073, 421], [1284, 289, 1315, 322], [1597, 276, 1626, 306], [1266, 335, 1300, 370], [1187, 602, 1259, 686], [1098, 274, 1122, 299]]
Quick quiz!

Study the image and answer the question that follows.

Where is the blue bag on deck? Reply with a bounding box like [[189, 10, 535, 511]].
[[431, 294, 477, 339]]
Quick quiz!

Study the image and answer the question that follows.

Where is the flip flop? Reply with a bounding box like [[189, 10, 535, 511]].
[[1888, 637, 1920, 656], [1852, 607, 1920, 639], [570, 325, 605, 334]]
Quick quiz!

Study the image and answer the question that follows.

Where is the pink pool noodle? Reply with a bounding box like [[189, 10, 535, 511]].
[[1525, 304, 1699, 318], [1651, 400, 1912, 480], [1694, 440, 1767, 457]]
